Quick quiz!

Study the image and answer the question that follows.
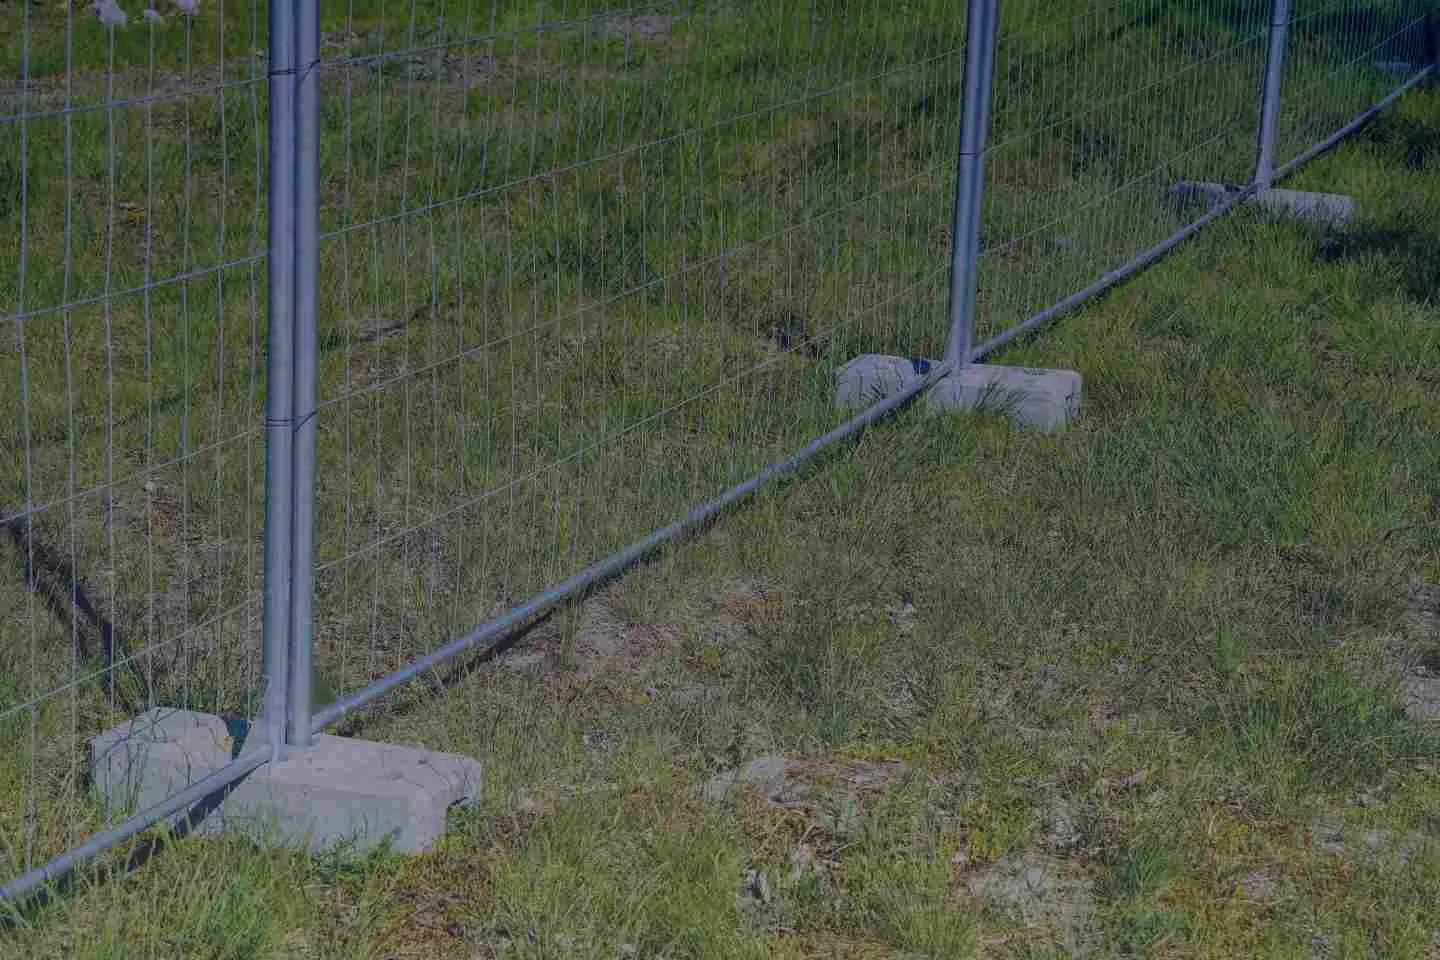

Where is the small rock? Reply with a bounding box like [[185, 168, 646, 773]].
[[582, 729, 615, 753], [1043, 800, 1085, 852], [93, 0, 128, 27], [885, 595, 918, 634], [1405, 580, 1440, 640], [699, 754, 797, 803], [1400, 672, 1440, 722], [739, 868, 770, 905]]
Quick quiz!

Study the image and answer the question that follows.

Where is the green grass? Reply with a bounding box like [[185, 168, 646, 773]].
[[4, 0, 1440, 956]]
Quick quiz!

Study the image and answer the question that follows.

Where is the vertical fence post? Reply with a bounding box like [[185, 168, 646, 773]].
[[944, 0, 1002, 370], [1255, 0, 1290, 190], [287, 0, 321, 748], [260, 0, 297, 759]]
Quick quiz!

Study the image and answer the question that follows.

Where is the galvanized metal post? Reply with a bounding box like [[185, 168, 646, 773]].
[[287, 0, 321, 748], [1255, 0, 1290, 190], [260, 0, 297, 759], [944, 0, 1001, 370]]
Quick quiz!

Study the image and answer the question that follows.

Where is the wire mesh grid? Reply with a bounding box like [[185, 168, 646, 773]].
[[1278, 0, 1435, 168], [307, 0, 971, 712], [972, 0, 1272, 348], [1, 2, 268, 875]]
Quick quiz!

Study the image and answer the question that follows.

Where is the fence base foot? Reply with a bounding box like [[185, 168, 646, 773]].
[[90, 708, 235, 828], [91, 709, 482, 854], [836, 355, 1081, 433], [1169, 180, 1355, 227], [1253, 188, 1356, 226]]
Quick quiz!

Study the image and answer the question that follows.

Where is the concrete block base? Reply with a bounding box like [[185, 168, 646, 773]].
[[1169, 180, 1356, 227], [91, 708, 235, 827], [1252, 188, 1355, 227], [90, 710, 482, 854], [926, 363, 1082, 432], [835, 354, 1081, 433], [834, 354, 932, 410]]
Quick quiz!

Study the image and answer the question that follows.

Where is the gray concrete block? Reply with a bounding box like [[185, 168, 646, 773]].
[[91, 710, 483, 853], [1252, 188, 1355, 228], [835, 354, 1081, 432], [207, 734, 483, 853], [835, 353, 930, 411], [90, 708, 234, 824], [925, 364, 1081, 433], [1167, 180, 1356, 228]]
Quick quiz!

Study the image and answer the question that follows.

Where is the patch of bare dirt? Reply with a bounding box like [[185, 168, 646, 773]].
[[494, 596, 681, 682], [2, 64, 260, 119], [698, 754, 909, 812], [700, 578, 782, 644], [958, 851, 1094, 946], [600, 14, 678, 44]]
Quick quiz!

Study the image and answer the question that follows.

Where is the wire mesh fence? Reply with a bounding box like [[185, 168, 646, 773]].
[[2, 0, 269, 885], [1, 0, 1436, 903], [307, 0, 969, 722], [1280, 0, 1435, 169], [976, 0, 1272, 346]]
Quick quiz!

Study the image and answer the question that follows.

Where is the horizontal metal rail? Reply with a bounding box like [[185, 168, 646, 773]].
[[0, 751, 270, 905]]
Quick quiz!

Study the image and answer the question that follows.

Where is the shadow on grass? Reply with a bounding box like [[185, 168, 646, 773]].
[[1315, 215, 1440, 305]]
